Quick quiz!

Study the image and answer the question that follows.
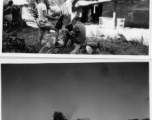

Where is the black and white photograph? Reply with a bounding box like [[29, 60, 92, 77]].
[[2, 62, 150, 120], [2, 0, 150, 55]]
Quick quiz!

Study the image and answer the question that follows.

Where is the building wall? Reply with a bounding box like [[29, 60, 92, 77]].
[[102, 10, 149, 28], [102, 1, 149, 28]]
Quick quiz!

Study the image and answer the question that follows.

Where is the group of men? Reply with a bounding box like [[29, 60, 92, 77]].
[[4, 0, 86, 54], [36, 0, 86, 54], [4, 0, 23, 32]]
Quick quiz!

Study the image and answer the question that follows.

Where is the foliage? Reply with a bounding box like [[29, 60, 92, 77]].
[[26, 0, 66, 20], [2, 32, 27, 53], [53, 111, 67, 120], [3, 4, 23, 31], [26, 0, 38, 19], [49, 0, 65, 7]]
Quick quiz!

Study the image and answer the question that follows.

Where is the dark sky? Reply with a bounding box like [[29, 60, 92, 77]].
[[2, 63, 149, 120]]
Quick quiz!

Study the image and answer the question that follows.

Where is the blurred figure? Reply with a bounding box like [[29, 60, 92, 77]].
[[3, 0, 13, 32], [87, 9, 92, 23], [61, 16, 86, 54], [36, 0, 59, 49]]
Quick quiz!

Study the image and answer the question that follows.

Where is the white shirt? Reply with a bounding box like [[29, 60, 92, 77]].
[[37, 2, 47, 21]]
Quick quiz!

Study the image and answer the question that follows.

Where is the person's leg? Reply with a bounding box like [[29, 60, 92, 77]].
[[47, 26, 59, 45], [4, 18, 11, 32], [8, 20, 12, 31], [66, 32, 83, 47], [55, 29, 59, 43], [38, 28, 45, 49], [63, 32, 81, 54], [47, 26, 59, 44], [66, 32, 78, 44], [62, 32, 70, 47], [46, 21, 59, 44], [65, 32, 84, 54], [70, 44, 81, 54]]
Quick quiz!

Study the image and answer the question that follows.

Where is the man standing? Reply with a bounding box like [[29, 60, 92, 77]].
[[4, 0, 13, 32], [36, 0, 59, 49], [62, 16, 86, 54]]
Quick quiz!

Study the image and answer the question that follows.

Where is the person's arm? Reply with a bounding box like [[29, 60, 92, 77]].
[[63, 24, 79, 36], [43, 10, 58, 20], [64, 25, 78, 36], [72, 25, 79, 37], [4, 7, 11, 15], [62, 28, 74, 37]]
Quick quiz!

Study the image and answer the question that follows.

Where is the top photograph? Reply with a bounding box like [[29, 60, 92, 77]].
[[2, 0, 150, 56]]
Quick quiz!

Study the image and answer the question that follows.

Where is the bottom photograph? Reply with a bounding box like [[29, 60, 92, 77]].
[[2, 63, 149, 120]]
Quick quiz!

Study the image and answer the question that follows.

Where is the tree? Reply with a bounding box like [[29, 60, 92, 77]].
[[26, 0, 38, 19], [26, 0, 66, 20], [3, 1, 24, 31], [53, 111, 67, 120]]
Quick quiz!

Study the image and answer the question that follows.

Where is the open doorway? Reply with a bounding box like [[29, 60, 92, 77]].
[[81, 3, 103, 24]]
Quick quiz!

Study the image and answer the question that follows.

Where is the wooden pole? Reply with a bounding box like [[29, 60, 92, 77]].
[[113, 0, 117, 28]]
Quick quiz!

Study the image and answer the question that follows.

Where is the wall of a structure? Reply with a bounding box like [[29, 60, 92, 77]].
[[102, 10, 149, 28], [101, 0, 149, 28]]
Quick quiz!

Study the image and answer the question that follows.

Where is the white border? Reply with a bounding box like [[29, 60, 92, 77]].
[[0, 53, 150, 59], [150, 0, 152, 59], [0, 60, 1, 120], [150, 60, 152, 120], [0, 57, 150, 63], [0, 0, 151, 59], [0, 0, 3, 55]]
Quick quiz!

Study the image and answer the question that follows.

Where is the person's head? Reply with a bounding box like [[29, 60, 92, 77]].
[[37, 0, 43, 3], [8, 0, 13, 6], [37, 0, 46, 3], [36, 0, 40, 3], [66, 23, 73, 31], [71, 15, 80, 25], [41, 0, 49, 4]]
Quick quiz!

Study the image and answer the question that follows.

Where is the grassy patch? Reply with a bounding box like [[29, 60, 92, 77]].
[[98, 39, 148, 55]]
